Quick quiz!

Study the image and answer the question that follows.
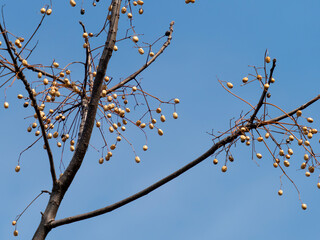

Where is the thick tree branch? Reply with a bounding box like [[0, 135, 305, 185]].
[[263, 94, 320, 124], [249, 59, 276, 123], [32, 1, 122, 239], [50, 93, 320, 228], [59, 0, 121, 188]]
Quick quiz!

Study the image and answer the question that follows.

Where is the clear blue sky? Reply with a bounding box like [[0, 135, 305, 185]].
[[1, 0, 320, 239]]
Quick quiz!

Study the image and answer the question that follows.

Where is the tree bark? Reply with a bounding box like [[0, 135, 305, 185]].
[[32, 1, 121, 239]]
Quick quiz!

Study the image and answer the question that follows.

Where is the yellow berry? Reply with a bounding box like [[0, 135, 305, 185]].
[[132, 36, 139, 43], [307, 117, 314, 123], [227, 82, 233, 89], [160, 115, 166, 122], [265, 56, 271, 63], [127, 13, 133, 18], [143, 145, 148, 151], [113, 45, 118, 51], [273, 162, 278, 168], [12, 220, 16, 225], [317, 183, 320, 189], [22, 59, 28, 66], [70, 0, 76, 7], [296, 110, 302, 117], [256, 153, 262, 159], [174, 98, 180, 104], [257, 136, 263, 142], [279, 149, 284, 156], [149, 52, 155, 57], [121, 7, 127, 14], [13, 230, 18, 236], [70, 146, 75, 151], [173, 112, 178, 119], [283, 160, 290, 167], [213, 158, 218, 165], [40, 8, 46, 14], [301, 162, 306, 169], [96, 121, 101, 127], [46, 9, 52, 15], [221, 165, 227, 172], [99, 158, 104, 164], [15, 165, 20, 172], [4, 102, 9, 109], [305, 172, 311, 177], [264, 83, 269, 90], [242, 77, 248, 83], [158, 129, 164, 136], [301, 203, 307, 210], [278, 190, 283, 196], [15, 39, 20, 46], [257, 75, 262, 80], [138, 48, 144, 55], [135, 156, 141, 163]]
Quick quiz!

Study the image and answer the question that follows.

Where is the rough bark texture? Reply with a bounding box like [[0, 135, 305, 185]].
[[32, 1, 121, 239]]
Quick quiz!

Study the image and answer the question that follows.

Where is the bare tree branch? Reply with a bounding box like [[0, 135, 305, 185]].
[[106, 21, 174, 94], [0, 23, 57, 185], [249, 58, 276, 123], [50, 93, 320, 228]]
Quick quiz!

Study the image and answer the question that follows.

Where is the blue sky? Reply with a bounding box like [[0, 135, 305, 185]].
[[1, 0, 320, 239]]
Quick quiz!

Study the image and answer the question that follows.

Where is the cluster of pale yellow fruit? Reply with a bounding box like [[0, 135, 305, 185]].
[[212, 56, 318, 210], [4, 55, 180, 171]]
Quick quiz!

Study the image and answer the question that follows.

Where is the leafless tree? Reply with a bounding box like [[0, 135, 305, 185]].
[[1, 1, 320, 239]]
